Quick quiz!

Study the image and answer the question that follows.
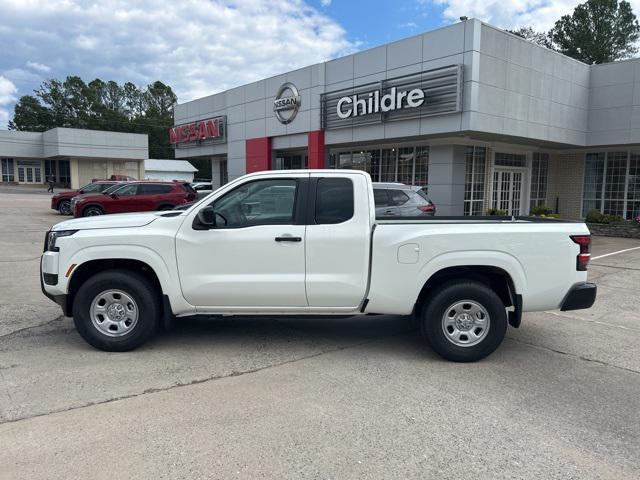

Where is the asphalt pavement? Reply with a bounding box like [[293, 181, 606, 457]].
[[0, 192, 638, 479]]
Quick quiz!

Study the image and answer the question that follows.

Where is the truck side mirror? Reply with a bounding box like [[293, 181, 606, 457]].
[[110, 193, 118, 199], [195, 205, 216, 229]]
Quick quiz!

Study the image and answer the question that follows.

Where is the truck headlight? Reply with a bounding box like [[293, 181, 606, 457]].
[[46, 230, 77, 252]]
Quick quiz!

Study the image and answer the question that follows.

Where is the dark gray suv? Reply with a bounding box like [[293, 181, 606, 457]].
[[373, 183, 436, 217]]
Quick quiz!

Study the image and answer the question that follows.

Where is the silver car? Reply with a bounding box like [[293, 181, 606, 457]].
[[373, 183, 436, 217]]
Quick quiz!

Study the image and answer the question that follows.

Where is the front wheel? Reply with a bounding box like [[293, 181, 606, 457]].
[[83, 205, 103, 217], [420, 280, 507, 362], [72, 269, 159, 351], [58, 199, 71, 215]]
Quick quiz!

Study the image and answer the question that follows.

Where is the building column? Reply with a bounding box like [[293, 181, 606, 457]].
[[307, 130, 325, 169], [245, 137, 272, 173], [70, 158, 80, 189], [428, 145, 466, 216]]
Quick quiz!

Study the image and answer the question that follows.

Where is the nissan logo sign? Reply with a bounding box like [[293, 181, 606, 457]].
[[274, 82, 301, 124]]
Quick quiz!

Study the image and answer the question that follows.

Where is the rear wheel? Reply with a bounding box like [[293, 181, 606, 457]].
[[83, 205, 103, 216], [420, 280, 507, 362], [58, 199, 71, 215], [72, 269, 159, 351]]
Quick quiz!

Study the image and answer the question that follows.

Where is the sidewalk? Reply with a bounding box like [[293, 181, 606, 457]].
[[0, 184, 72, 195]]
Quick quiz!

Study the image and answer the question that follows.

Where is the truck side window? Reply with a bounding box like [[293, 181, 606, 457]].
[[315, 178, 354, 224], [373, 189, 390, 207], [213, 179, 297, 228]]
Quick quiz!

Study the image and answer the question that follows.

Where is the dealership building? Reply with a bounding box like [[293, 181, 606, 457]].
[[172, 18, 640, 219], [0, 128, 147, 189]]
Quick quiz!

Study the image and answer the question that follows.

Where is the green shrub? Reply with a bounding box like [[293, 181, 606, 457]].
[[487, 208, 508, 216], [586, 209, 624, 224], [530, 205, 553, 216], [586, 209, 605, 223]]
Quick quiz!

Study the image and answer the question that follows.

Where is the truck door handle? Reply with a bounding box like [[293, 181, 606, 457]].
[[275, 236, 302, 242]]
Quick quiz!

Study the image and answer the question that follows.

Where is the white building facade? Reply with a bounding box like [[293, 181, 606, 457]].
[[1, 128, 147, 189], [144, 159, 197, 182], [171, 18, 640, 219]]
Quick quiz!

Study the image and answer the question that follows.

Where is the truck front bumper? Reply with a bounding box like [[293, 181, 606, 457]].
[[560, 283, 597, 311], [40, 253, 71, 317]]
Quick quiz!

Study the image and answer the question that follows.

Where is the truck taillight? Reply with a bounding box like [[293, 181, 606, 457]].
[[570, 235, 591, 271]]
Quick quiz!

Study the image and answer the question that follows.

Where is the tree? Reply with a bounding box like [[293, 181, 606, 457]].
[[8, 95, 53, 131], [10, 76, 177, 159], [549, 0, 640, 64], [507, 27, 554, 49]]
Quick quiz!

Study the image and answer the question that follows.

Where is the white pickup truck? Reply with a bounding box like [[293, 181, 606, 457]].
[[41, 169, 596, 362]]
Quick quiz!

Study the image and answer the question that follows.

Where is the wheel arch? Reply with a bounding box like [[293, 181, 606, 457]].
[[65, 251, 171, 318], [415, 265, 519, 317]]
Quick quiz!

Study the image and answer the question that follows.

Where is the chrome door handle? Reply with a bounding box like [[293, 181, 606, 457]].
[[275, 236, 302, 242]]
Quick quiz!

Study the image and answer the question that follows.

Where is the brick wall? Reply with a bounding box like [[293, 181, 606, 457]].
[[546, 153, 585, 220]]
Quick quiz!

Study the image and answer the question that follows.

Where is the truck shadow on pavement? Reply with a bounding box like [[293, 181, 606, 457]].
[[152, 314, 426, 357]]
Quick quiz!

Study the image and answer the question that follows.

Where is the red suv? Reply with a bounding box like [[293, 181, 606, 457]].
[[72, 181, 197, 217], [51, 181, 122, 215]]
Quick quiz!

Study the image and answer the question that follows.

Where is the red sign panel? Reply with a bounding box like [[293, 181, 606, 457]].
[[169, 116, 226, 145]]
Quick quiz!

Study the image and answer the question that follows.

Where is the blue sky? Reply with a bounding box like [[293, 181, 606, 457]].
[[0, 0, 602, 128], [308, 0, 448, 47]]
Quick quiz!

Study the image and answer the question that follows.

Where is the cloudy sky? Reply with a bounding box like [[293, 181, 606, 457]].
[[0, 0, 633, 128]]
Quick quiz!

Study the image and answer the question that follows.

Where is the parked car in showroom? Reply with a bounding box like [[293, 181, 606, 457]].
[[51, 181, 122, 215], [71, 181, 197, 217], [373, 183, 435, 216], [42, 170, 595, 362]]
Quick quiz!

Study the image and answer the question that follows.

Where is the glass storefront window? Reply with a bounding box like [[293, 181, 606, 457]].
[[58, 159, 71, 186], [380, 148, 396, 182], [495, 152, 527, 167], [530, 152, 549, 208], [333, 145, 429, 187], [628, 154, 640, 220], [464, 146, 486, 216], [274, 151, 307, 170], [1, 158, 14, 182], [583, 151, 640, 219], [397, 147, 415, 185]]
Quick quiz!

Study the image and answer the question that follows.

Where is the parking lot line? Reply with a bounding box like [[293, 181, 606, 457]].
[[591, 246, 640, 260]]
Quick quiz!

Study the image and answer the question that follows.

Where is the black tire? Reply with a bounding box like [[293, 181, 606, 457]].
[[83, 205, 104, 217], [58, 199, 72, 215], [420, 280, 507, 362], [72, 269, 159, 351], [157, 204, 175, 211]]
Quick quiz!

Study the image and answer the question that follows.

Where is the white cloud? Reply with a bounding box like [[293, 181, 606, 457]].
[[0, 77, 18, 105], [428, 0, 640, 31], [26, 61, 51, 73], [0, 76, 18, 129], [0, 0, 355, 111], [321, 0, 332, 6]]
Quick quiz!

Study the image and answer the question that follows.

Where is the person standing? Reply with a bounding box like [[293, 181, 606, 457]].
[[47, 175, 55, 193]]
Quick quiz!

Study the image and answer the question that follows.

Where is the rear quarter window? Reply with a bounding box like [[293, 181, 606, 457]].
[[315, 178, 354, 224], [388, 190, 409, 206]]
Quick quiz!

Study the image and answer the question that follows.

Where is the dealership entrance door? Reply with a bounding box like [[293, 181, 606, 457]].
[[17, 161, 42, 184], [491, 168, 525, 216]]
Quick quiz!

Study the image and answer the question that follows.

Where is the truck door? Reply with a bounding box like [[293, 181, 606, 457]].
[[175, 175, 308, 309], [305, 173, 371, 308]]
